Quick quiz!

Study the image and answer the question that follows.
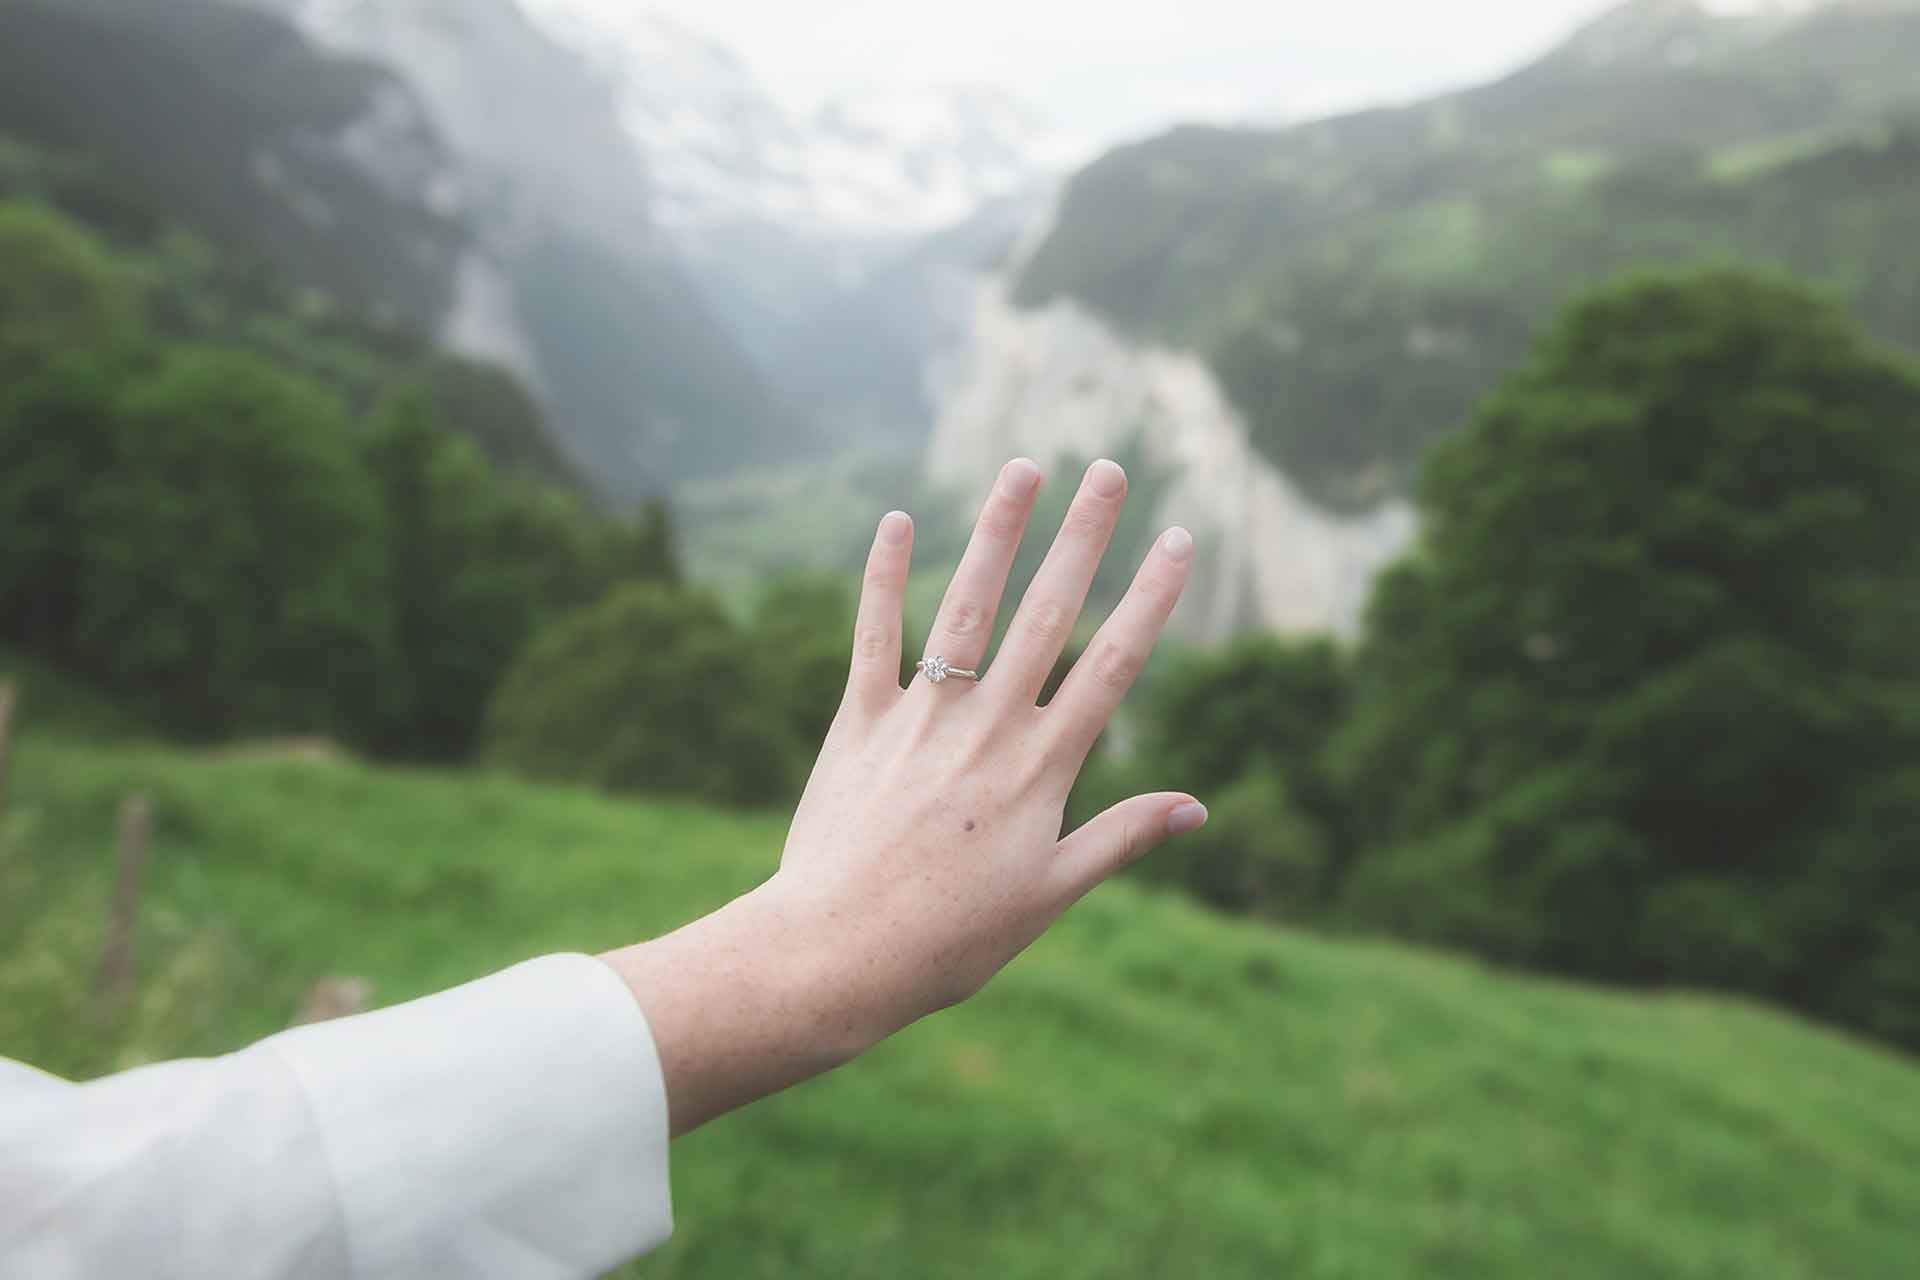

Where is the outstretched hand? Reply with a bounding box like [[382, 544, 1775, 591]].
[[602, 458, 1205, 1135]]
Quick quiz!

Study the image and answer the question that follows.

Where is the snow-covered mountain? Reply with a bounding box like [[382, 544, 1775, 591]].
[[516, 2, 1079, 239]]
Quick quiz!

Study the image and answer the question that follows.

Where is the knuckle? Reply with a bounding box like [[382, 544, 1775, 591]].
[[941, 600, 988, 640], [1087, 639, 1142, 691], [1030, 736, 1082, 787], [948, 720, 998, 771], [1022, 599, 1072, 644], [853, 622, 892, 664]]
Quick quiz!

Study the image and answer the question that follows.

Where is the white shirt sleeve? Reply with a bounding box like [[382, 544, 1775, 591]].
[[0, 953, 674, 1279]]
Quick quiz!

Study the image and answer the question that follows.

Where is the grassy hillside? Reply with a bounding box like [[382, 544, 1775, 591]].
[[1016, 0, 1920, 508], [4, 696, 1917, 1277]]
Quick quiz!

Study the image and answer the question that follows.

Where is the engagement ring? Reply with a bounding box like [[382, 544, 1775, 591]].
[[918, 655, 978, 684]]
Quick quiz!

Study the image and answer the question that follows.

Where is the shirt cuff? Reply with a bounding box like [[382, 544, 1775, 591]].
[[261, 954, 672, 1278]]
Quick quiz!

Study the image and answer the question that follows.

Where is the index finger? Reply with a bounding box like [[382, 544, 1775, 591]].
[[1045, 526, 1194, 762], [845, 510, 914, 714]]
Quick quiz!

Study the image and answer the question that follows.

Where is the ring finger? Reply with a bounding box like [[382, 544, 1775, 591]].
[[920, 457, 1043, 676]]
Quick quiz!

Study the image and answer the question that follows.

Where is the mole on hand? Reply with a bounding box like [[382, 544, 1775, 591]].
[[962, 819, 977, 832]]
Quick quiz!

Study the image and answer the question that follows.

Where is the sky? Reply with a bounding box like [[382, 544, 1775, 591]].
[[542, 0, 1781, 148]]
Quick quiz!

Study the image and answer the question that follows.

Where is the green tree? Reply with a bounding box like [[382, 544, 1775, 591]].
[[76, 345, 393, 740], [0, 348, 141, 655], [361, 391, 540, 758], [484, 584, 801, 806], [0, 201, 136, 381], [1335, 270, 1920, 1045]]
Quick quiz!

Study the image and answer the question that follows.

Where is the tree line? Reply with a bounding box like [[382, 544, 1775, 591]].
[[0, 190, 857, 804], [1082, 269, 1920, 1052]]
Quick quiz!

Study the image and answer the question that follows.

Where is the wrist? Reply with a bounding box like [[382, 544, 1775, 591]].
[[711, 876, 896, 1065], [597, 879, 886, 1135]]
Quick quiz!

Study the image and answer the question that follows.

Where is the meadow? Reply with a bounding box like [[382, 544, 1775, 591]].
[[5, 660, 1917, 1279]]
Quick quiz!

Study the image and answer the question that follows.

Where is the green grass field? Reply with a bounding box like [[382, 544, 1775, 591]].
[[4, 689, 1918, 1277]]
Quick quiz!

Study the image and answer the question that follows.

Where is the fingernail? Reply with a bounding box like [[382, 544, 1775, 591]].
[[1000, 457, 1042, 498], [1167, 802, 1209, 836], [1161, 526, 1194, 563], [1087, 458, 1126, 498], [880, 511, 912, 544]]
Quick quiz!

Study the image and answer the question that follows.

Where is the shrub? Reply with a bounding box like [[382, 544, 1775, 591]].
[[484, 584, 801, 806]]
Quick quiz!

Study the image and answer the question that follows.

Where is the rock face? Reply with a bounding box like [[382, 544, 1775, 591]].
[[925, 270, 1415, 642]]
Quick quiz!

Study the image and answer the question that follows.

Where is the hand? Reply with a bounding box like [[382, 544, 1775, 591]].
[[602, 458, 1207, 1135]]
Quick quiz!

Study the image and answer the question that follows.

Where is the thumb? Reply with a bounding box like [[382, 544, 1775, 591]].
[[1052, 792, 1207, 901]]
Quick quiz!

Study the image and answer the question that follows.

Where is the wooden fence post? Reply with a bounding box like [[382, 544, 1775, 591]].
[[97, 793, 153, 1001], [0, 680, 15, 820]]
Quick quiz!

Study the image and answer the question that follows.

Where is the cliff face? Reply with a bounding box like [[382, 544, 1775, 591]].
[[925, 270, 1414, 642]]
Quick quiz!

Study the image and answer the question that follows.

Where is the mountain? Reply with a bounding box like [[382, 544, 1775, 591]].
[[236, 0, 801, 501], [4, 0, 808, 501], [922, 0, 1920, 639], [1004, 0, 1920, 510]]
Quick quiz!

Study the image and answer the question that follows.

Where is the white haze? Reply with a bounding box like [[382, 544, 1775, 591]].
[[530, 0, 1815, 152]]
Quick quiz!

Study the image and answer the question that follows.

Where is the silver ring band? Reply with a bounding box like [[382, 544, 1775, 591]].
[[918, 655, 978, 684]]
